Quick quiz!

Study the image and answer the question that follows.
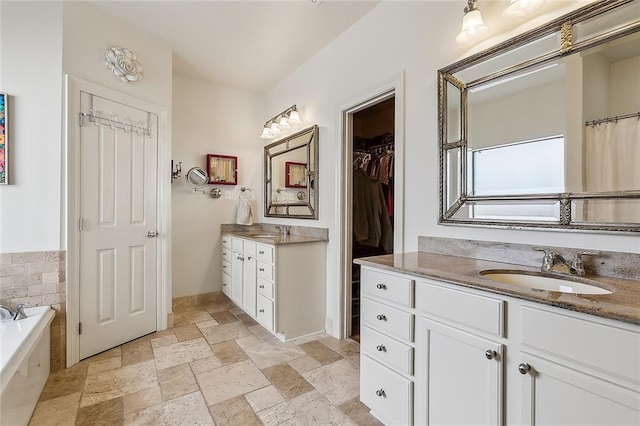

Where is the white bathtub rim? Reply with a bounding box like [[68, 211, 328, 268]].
[[0, 305, 55, 393]]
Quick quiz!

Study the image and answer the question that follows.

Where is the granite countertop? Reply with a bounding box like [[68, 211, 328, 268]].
[[222, 231, 328, 245], [355, 252, 640, 325]]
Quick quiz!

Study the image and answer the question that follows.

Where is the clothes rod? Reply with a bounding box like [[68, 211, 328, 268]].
[[585, 111, 639, 126]]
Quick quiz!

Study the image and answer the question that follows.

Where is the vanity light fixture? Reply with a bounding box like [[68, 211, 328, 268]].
[[503, 0, 545, 18], [259, 104, 302, 139], [456, 0, 488, 44]]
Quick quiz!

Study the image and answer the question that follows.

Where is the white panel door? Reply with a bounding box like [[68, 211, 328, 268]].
[[79, 92, 158, 359]]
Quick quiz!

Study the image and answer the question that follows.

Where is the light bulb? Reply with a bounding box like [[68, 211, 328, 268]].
[[503, 0, 545, 17]]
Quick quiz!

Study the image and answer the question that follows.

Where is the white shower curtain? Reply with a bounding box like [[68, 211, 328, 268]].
[[585, 117, 640, 223]]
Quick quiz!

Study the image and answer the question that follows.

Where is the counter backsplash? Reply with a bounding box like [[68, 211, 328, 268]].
[[418, 237, 639, 282]]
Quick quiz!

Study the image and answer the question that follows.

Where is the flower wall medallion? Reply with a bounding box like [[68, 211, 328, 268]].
[[105, 46, 144, 83]]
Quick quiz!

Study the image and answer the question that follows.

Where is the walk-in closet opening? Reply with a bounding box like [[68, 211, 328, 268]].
[[349, 97, 395, 342]]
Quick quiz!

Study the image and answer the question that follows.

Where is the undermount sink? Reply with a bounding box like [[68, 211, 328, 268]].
[[247, 233, 278, 238], [479, 270, 613, 295]]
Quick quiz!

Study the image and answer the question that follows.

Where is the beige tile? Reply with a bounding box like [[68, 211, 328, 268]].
[[29, 391, 81, 426], [235, 312, 258, 326], [257, 390, 356, 425], [291, 333, 331, 345], [12, 251, 44, 264], [81, 359, 158, 408], [339, 396, 384, 426], [87, 356, 122, 375], [173, 324, 203, 342], [210, 310, 238, 324], [244, 385, 285, 413], [262, 363, 314, 400], [196, 359, 270, 406], [122, 386, 163, 415], [300, 340, 343, 365], [288, 355, 322, 374], [243, 340, 307, 369], [87, 347, 122, 362], [39, 362, 88, 402], [210, 340, 248, 365], [173, 309, 213, 326], [229, 306, 244, 315], [158, 363, 199, 401], [235, 335, 262, 349], [319, 336, 360, 357], [302, 359, 360, 406], [209, 395, 262, 426], [75, 397, 124, 426], [123, 391, 213, 425], [189, 355, 223, 375], [0, 253, 12, 265], [195, 319, 220, 330], [200, 321, 253, 345], [248, 324, 272, 340], [153, 337, 214, 370], [150, 334, 178, 348], [121, 339, 154, 367]]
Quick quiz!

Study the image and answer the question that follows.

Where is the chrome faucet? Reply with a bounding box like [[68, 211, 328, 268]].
[[0, 303, 28, 320], [533, 247, 598, 276], [275, 225, 290, 237]]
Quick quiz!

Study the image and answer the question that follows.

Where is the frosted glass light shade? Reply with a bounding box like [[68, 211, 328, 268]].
[[270, 122, 282, 134], [278, 116, 290, 129], [260, 126, 274, 139], [288, 109, 301, 123], [456, 9, 488, 44], [503, 0, 545, 17]]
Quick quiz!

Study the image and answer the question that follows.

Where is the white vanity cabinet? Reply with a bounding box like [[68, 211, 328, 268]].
[[359, 267, 416, 425], [359, 265, 640, 426], [222, 235, 326, 341]]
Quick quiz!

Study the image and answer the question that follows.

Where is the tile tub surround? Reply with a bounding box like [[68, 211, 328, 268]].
[[28, 295, 380, 425], [418, 236, 640, 281], [0, 250, 66, 371], [355, 251, 640, 325]]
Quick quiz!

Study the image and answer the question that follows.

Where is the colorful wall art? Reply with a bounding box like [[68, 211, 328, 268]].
[[0, 93, 6, 184]]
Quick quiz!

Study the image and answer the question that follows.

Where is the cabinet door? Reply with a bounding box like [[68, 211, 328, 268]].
[[519, 353, 640, 425], [242, 256, 257, 317], [231, 251, 243, 305], [419, 318, 503, 425], [222, 272, 231, 298]]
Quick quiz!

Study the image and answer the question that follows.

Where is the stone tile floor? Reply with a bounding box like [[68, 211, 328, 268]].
[[29, 296, 383, 425]]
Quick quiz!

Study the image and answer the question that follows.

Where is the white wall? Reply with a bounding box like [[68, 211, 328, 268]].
[[0, 1, 64, 252], [264, 1, 640, 337], [172, 76, 263, 298], [610, 56, 640, 116]]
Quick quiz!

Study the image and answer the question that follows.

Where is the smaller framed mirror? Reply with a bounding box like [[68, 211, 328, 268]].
[[185, 167, 209, 190], [285, 162, 307, 188], [265, 125, 318, 219], [207, 154, 238, 185]]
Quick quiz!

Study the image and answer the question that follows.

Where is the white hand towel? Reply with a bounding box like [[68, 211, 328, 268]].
[[236, 198, 253, 225]]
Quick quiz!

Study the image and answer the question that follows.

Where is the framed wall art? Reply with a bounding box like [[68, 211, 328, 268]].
[[206, 154, 238, 185], [0, 93, 7, 185]]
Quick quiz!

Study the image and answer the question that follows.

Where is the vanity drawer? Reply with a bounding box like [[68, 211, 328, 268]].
[[222, 236, 231, 248], [221, 272, 231, 294], [221, 260, 231, 275], [417, 281, 504, 337], [257, 277, 274, 299], [243, 241, 256, 256], [232, 238, 243, 252], [362, 297, 414, 342], [361, 354, 413, 425], [362, 268, 414, 307], [361, 325, 413, 375], [256, 244, 274, 263], [221, 248, 231, 262], [257, 262, 273, 281], [256, 294, 274, 331], [521, 305, 640, 383]]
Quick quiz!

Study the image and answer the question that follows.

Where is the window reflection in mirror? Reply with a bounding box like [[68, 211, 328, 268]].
[[264, 125, 318, 219]]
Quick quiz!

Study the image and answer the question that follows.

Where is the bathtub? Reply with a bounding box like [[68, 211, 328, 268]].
[[1, 306, 55, 425]]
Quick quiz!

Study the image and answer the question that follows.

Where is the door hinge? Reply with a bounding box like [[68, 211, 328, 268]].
[[79, 112, 84, 127], [78, 218, 84, 231], [79, 322, 83, 335]]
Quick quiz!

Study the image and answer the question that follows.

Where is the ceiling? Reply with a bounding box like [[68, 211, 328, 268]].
[[89, 0, 380, 93]]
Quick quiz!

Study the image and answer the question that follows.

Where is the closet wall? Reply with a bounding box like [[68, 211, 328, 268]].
[[351, 97, 395, 341]]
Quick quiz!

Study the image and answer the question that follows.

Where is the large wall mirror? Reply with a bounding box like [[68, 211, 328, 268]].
[[439, 0, 639, 233], [264, 125, 318, 219]]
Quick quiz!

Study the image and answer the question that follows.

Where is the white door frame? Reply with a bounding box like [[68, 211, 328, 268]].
[[337, 73, 405, 339], [65, 75, 171, 366]]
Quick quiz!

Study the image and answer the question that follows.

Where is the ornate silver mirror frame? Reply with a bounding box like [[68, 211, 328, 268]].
[[439, 0, 640, 234], [264, 125, 319, 219]]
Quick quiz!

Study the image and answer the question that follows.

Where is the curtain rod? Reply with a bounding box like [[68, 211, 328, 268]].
[[585, 111, 640, 126]]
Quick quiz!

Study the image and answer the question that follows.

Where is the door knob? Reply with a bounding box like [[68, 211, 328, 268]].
[[518, 363, 531, 375], [147, 231, 159, 238]]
